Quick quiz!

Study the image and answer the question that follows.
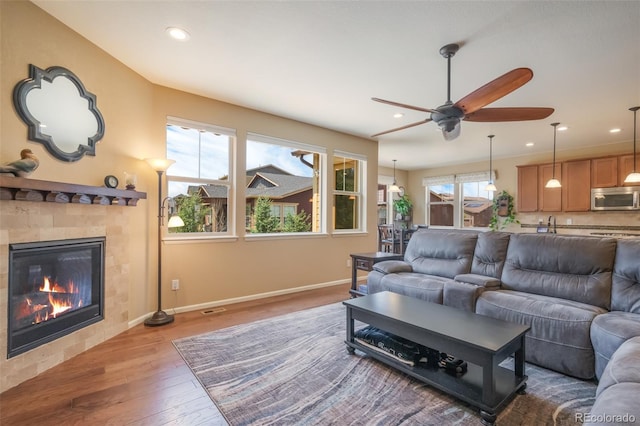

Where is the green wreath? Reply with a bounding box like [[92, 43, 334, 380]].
[[489, 190, 520, 231]]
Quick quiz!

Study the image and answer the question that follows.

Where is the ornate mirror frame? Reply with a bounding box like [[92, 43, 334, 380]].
[[13, 64, 105, 162]]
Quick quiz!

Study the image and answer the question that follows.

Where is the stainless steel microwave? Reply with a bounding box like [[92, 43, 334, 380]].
[[591, 186, 640, 210]]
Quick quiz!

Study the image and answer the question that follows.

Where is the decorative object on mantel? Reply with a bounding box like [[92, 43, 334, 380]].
[[0, 176, 146, 206], [104, 174, 118, 188], [624, 106, 640, 184], [144, 158, 185, 327], [13, 64, 105, 162], [545, 122, 562, 188], [489, 190, 519, 231], [0, 149, 39, 177], [124, 172, 137, 190]]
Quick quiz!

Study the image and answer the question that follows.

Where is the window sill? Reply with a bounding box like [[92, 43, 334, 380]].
[[331, 230, 368, 237]]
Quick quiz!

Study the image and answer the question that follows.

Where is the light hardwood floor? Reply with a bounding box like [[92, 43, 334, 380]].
[[0, 283, 351, 425]]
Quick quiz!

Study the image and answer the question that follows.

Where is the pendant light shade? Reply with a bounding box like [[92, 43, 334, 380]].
[[389, 159, 401, 192], [485, 134, 497, 192], [545, 123, 562, 188], [624, 106, 640, 184]]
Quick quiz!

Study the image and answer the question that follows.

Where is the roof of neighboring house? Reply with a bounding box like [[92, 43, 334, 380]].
[[188, 169, 313, 200], [246, 172, 312, 199], [429, 190, 492, 214]]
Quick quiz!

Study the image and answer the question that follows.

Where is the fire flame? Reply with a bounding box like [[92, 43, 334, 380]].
[[23, 276, 81, 324]]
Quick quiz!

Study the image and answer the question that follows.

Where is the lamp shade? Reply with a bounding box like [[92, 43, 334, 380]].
[[545, 178, 562, 188], [485, 182, 497, 192], [624, 172, 640, 184], [388, 184, 401, 193], [145, 158, 176, 172], [167, 214, 185, 228]]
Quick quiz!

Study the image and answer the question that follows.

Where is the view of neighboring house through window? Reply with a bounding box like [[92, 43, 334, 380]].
[[166, 117, 234, 234], [333, 152, 365, 231], [246, 133, 325, 234], [424, 172, 494, 228]]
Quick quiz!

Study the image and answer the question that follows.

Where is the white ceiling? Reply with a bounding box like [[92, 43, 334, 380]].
[[33, 1, 640, 170]]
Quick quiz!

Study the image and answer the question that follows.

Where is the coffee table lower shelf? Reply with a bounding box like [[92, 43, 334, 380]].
[[346, 340, 526, 420]]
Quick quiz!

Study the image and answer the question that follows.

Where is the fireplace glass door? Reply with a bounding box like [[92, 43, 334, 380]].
[[8, 237, 105, 358]]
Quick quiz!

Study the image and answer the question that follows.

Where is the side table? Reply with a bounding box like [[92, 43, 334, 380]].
[[349, 252, 403, 297]]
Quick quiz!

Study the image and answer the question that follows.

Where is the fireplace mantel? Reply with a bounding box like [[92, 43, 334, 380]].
[[0, 176, 146, 206]]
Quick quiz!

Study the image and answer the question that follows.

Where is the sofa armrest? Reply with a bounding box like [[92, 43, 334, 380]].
[[372, 260, 413, 274], [454, 273, 501, 289]]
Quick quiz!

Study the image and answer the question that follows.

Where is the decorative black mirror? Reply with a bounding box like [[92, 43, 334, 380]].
[[13, 65, 105, 162]]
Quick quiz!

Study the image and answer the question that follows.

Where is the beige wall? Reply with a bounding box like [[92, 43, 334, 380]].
[[1, 0, 377, 390], [407, 142, 636, 233]]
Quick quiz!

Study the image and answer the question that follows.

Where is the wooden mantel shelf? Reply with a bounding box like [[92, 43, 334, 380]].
[[0, 176, 147, 206]]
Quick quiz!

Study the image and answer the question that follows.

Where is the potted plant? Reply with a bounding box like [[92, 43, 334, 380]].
[[489, 190, 520, 231], [393, 194, 413, 220]]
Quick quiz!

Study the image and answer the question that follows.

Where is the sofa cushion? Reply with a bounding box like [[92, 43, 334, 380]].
[[367, 272, 449, 304], [470, 231, 510, 278], [592, 314, 640, 380], [596, 335, 640, 397], [476, 289, 606, 379], [585, 382, 640, 426], [501, 234, 616, 309], [403, 230, 478, 279], [611, 238, 640, 313]]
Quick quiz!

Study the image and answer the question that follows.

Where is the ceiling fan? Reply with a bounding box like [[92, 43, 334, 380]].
[[372, 43, 554, 141]]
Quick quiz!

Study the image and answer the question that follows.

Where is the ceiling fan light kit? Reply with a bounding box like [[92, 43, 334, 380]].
[[371, 43, 554, 141], [545, 122, 562, 189], [624, 106, 640, 184], [485, 134, 497, 192]]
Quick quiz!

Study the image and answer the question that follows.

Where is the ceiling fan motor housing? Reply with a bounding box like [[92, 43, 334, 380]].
[[431, 103, 464, 132]]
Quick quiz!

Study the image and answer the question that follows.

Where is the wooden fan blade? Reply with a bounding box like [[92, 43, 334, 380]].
[[454, 68, 533, 115], [372, 97, 439, 114], [371, 119, 432, 138], [464, 107, 555, 122]]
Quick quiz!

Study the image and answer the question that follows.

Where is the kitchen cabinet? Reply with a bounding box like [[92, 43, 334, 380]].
[[538, 163, 562, 212], [563, 159, 591, 211], [517, 165, 538, 212], [591, 157, 618, 188], [619, 154, 640, 186]]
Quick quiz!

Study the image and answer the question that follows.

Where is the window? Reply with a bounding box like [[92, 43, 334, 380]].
[[333, 152, 366, 231], [246, 133, 325, 234], [166, 117, 235, 235], [424, 172, 494, 228]]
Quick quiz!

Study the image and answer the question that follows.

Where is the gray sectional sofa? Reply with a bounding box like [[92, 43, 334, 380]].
[[367, 229, 640, 423]]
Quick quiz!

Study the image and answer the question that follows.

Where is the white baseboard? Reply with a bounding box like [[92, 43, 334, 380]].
[[128, 278, 350, 328]]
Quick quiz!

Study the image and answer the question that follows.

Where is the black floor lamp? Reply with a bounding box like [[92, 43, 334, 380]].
[[144, 158, 185, 326]]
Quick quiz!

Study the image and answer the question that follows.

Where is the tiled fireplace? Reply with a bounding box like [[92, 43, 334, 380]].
[[0, 176, 146, 392], [8, 237, 105, 358]]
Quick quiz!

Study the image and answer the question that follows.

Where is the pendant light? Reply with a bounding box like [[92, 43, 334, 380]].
[[389, 159, 401, 192], [624, 106, 640, 184], [545, 122, 562, 188], [485, 134, 497, 192]]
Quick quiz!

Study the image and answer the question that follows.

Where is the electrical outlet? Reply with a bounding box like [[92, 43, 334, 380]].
[[566, 218, 573, 225], [346, 259, 351, 268], [171, 279, 180, 291]]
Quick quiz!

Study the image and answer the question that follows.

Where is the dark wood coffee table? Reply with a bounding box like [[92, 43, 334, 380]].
[[343, 291, 529, 426]]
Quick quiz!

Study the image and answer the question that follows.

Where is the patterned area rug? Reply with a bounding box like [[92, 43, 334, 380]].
[[173, 302, 597, 425]]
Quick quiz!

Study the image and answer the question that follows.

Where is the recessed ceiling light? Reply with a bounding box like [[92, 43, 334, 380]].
[[166, 27, 190, 41], [393, 113, 404, 118], [557, 126, 568, 131], [609, 128, 622, 133], [525, 142, 534, 147]]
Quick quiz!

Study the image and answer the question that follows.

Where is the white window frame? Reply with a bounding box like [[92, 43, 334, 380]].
[[165, 116, 236, 239], [246, 133, 327, 238], [333, 150, 367, 233], [423, 171, 494, 229]]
